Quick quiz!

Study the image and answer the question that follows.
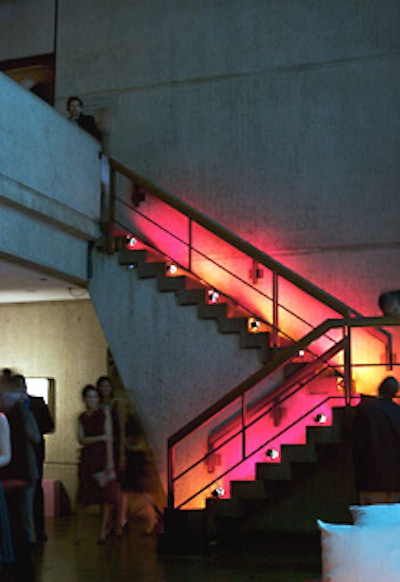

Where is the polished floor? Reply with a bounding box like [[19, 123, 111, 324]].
[[27, 511, 322, 582]]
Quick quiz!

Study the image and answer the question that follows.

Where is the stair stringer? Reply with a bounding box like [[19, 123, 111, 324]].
[[207, 406, 358, 537], [88, 246, 271, 496]]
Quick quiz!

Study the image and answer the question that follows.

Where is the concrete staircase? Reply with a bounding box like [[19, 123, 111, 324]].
[[161, 405, 356, 553], [118, 244, 274, 363], [115, 238, 357, 551]]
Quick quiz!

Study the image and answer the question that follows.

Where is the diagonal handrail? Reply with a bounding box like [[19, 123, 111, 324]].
[[101, 156, 396, 510], [106, 157, 392, 353], [168, 316, 397, 449], [167, 316, 398, 508]]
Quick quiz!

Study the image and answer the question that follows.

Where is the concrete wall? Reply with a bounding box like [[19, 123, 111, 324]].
[[0, 300, 108, 505], [0, 0, 399, 505], [0, 72, 102, 284], [0, 0, 55, 60], [50, 0, 400, 316], [1, 2, 399, 306]]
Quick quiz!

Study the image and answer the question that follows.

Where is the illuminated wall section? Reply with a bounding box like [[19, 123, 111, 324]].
[[113, 182, 393, 509]]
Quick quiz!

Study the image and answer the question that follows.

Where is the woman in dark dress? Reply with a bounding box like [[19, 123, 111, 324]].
[[96, 376, 125, 536], [77, 385, 118, 544], [0, 412, 14, 575]]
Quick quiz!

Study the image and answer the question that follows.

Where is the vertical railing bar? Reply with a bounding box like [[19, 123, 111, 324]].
[[387, 334, 393, 371], [272, 271, 279, 348], [241, 393, 246, 461], [167, 443, 175, 509], [188, 217, 193, 273], [344, 327, 352, 406]]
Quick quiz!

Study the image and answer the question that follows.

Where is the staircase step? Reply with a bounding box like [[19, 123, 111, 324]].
[[218, 317, 248, 334], [230, 480, 267, 499], [137, 261, 166, 278], [256, 461, 292, 481], [175, 288, 207, 306], [306, 424, 341, 445], [157, 274, 187, 292], [280, 442, 317, 463], [198, 303, 228, 320], [206, 497, 246, 518], [240, 330, 270, 349], [118, 247, 147, 266]]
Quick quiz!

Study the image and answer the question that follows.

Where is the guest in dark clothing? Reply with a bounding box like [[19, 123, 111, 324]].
[[353, 376, 400, 505], [27, 391, 54, 543], [0, 412, 14, 577], [66, 96, 102, 142], [0, 377, 40, 582], [77, 385, 118, 545], [378, 290, 400, 317]]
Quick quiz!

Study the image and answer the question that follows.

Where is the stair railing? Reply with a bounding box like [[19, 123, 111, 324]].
[[99, 156, 396, 509], [167, 316, 399, 510], [102, 156, 392, 363]]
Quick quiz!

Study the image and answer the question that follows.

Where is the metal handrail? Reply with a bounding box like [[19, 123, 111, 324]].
[[174, 393, 356, 510], [167, 316, 398, 508], [101, 156, 396, 510], [168, 316, 396, 449]]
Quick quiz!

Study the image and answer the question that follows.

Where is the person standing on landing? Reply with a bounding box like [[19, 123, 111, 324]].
[[353, 376, 400, 505]]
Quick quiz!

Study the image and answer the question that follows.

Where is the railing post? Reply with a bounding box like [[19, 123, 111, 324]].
[[241, 393, 246, 461], [343, 326, 352, 405], [272, 271, 279, 348], [386, 334, 393, 370], [188, 218, 193, 272], [167, 442, 175, 509]]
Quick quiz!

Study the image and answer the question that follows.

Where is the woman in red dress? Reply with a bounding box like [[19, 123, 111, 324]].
[[77, 385, 118, 544]]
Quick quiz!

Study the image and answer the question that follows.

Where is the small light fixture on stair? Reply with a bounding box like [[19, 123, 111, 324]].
[[314, 413, 327, 424], [211, 486, 225, 498], [126, 236, 137, 249], [266, 448, 279, 460], [208, 289, 219, 304], [248, 317, 260, 332], [166, 263, 178, 275]]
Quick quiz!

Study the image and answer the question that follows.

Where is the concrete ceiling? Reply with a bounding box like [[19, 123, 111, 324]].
[[0, 259, 89, 303]]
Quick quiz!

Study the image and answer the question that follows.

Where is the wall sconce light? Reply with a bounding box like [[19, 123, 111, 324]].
[[208, 289, 219, 304], [126, 236, 137, 249], [314, 413, 327, 424], [211, 486, 225, 498], [248, 317, 260, 332], [166, 263, 178, 275], [266, 448, 279, 460]]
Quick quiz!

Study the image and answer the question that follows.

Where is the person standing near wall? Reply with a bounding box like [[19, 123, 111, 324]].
[[0, 411, 14, 577], [353, 376, 400, 505], [66, 96, 102, 142], [21, 377, 54, 544], [76, 385, 119, 544]]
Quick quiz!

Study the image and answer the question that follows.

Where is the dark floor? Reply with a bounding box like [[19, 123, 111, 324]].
[[28, 513, 322, 582]]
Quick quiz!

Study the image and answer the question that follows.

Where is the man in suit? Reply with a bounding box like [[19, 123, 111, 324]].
[[66, 96, 102, 142], [353, 376, 400, 505], [28, 393, 54, 543]]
